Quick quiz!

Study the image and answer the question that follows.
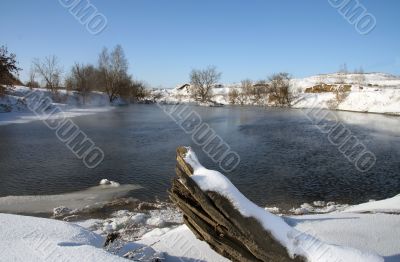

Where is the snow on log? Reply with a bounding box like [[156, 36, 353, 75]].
[[169, 146, 384, 262], [170, 146, 304, 262]]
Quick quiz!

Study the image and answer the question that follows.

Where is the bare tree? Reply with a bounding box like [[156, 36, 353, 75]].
[[189, 66, 221, 102], [235, 80, 252, 105], [98, 45, 130, 102], [32, 55, 62, 92], [228, 88, 239, 104], [67, 63, 98, 104], [252, 80, 269, 105], [268, 72, 292, 106], [239, 79, 252, 103], [26, 67, 40, 89]]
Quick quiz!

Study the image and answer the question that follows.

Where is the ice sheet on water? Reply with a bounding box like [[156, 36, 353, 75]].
[[0, 181, 142, 215]]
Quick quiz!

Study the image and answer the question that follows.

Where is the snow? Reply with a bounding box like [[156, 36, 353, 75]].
[[343, 193, 400, 214], [100, 179, 121, 187], [0, 143, 399, 261], [0, 213, 127, 261], [288, 202, 349, 215], [288, 213, 400, 261], [133, 225, 230, 262], [0, 86, 115, 126], [151, 73, 400, 114], [1, 190, 400, 261], [183, 147, 384, 262], [0, 183, 141, 215]]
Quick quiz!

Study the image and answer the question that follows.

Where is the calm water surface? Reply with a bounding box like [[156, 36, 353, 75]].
[[0, 105, 399, 208]]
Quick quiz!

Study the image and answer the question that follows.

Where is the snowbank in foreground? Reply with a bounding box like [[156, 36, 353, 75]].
[[132, 225, 230, 261], [1, 148, 399, 261], [2, 192, 400, 261], [0, 213, 127, 262], [343, 193, 400, 214], [288, 213, 400, 261]]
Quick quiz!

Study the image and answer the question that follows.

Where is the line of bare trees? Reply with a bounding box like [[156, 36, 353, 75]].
[[28, 45, 148, 104], [188, 66, 293, 107], [186, 66, 293, 107]]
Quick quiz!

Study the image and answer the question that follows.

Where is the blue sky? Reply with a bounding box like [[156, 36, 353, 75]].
[[1, 0, 399, 87]]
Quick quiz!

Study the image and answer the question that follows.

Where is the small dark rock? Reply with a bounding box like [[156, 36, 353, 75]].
[[104, 232, 120, 247]]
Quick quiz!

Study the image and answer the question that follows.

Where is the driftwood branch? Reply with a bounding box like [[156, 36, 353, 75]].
[[169, 147, 305, 262]]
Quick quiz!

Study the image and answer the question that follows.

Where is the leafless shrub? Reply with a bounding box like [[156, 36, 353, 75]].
[[228, 88, 239, 104], [66, 63, 98, 104], [98, 45, 131, 103], [268, 72, 292, 106], [329, 85, 351, 109], [120, 80, 150, 102], [26, 67, 40, 89], [32, 55, 63, 93]]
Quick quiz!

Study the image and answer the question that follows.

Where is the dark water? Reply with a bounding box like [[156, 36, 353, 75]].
[[0, 105, 399, 208]]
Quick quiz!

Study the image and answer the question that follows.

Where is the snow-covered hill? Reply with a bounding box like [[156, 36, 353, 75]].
[[153, 73, 400, 115]]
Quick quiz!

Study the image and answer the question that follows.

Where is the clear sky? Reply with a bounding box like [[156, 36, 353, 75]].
[[1, 0, 399, 88]]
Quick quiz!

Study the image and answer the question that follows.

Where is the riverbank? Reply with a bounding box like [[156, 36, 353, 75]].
[[1, 189, 399, 261], [1, 72, 400, 127], [0, 86, 115, 126], [153, 72, 400, 116]]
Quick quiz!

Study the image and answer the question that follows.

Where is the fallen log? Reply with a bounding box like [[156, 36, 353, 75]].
[[169, 147, 305, 262]]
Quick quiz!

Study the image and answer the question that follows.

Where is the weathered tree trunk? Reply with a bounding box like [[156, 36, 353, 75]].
[[169, 147, 305, 262]]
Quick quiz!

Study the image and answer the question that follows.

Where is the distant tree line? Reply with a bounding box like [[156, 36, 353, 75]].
[[228, 73, 293, 107], [188, 65, 293, 106], [2, 44, 371, 108], [26, 45, 148, 104]]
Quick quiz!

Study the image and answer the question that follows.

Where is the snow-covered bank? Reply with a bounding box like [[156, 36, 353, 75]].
[[152, 73, 400, 115], [343, 193, 400, 214], [0, 213, 127, 261], [1, 147, 400, 261], [0, 86, 115, 126], [288, 213, 400, 261], [1, 193, 400, 261]]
